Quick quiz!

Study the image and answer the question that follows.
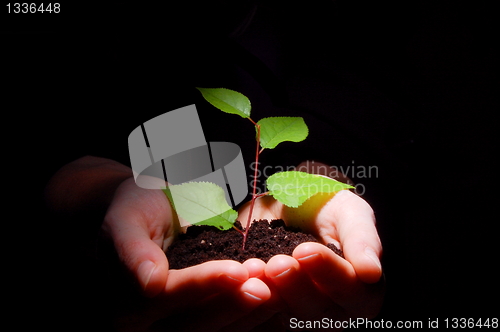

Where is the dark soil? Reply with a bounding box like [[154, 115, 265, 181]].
[[167, 219, 344, 269]]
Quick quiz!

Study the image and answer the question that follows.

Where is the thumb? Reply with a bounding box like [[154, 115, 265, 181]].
[[117, 227, 170, 297], [103, 179, 172, 297], [332, 191, 383, 284]]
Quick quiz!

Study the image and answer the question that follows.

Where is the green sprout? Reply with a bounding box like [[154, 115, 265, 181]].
[[163, 88, 354, 249]]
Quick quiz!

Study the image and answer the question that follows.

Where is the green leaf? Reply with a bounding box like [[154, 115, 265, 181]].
[[257, 117, 308, 150], [163, 182, 237, 230], [196, 87, 251, 118], [266, 171, 354, 208]]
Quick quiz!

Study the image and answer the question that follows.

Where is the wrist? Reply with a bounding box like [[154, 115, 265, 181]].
[[44, 156, 133, 217]]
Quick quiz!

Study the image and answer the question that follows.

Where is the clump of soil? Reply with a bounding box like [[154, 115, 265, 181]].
[[167, 219, 344, 269]]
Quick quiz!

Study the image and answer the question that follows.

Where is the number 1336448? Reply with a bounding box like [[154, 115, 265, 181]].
[[443, 318, 498, 329], [6, 3, 60, 13]]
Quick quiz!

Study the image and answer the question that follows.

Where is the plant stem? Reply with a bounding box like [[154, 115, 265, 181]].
[[232, 225, 245, 236], [255, 191, 269, 199], [242, 119, 261, 251]]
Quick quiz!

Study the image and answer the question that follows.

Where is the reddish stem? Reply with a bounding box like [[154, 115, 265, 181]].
[[255, 191, 269, 199], [232, 225, 245, 236], [242, 119, 261, 251]]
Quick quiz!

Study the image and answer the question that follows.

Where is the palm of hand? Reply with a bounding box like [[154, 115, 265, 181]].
[[105, 177, 384, 331], [238, 190, 385, 324]]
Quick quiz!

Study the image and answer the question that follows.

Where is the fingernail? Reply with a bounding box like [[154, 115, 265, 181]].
[[222, 274, 245, 284], [364, 247, 382, 272], [138, 260, 156, 291], [243, 292, 263, 301], [272, 267, 292, 278], [297, 253, 320, 262]]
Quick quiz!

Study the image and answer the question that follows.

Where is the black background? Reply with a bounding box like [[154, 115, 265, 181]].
[[3, 1, 497, 330]]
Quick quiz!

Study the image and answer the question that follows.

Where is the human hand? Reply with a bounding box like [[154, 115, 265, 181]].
[[237, 166, 384, 330], [102, 177, 275, 331]]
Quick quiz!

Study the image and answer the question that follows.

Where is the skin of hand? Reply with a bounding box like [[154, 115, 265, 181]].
[[237, 162, 385, 329], [46, 157, 383, 331], [103, 177, 277, 332], [45, 156, 274, 332]]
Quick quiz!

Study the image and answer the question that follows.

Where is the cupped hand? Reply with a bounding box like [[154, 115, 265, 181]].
[[237, 172, 385, 329], [102, 177, 274, 331]]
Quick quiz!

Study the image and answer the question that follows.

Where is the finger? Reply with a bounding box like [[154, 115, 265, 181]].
[[295, 242, 385, 318], [105, 214, 170, 297], [175, 278, 271, 332], [293, 242, 357, 302], [326, 190, 383, 284], [218, 263, 288, 332], [160, 262, 260, 332], [243, 258, 266, 279], [243, 257, 289, 312], [115, 260, 251, 331], [165, 260, 249, 301], [265, 255, 333, 320]]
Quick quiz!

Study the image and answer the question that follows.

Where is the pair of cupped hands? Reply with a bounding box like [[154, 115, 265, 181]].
[[103, 163, 384, 332]]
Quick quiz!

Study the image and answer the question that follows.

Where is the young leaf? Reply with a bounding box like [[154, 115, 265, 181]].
[[266, 171, 354, 208], [163, 182, 237, 230], [257, 117, 308, 150], [196, 87, 251, 118]]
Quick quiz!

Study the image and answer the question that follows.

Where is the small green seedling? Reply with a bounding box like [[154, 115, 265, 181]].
[[163, 88, 354, 249]]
